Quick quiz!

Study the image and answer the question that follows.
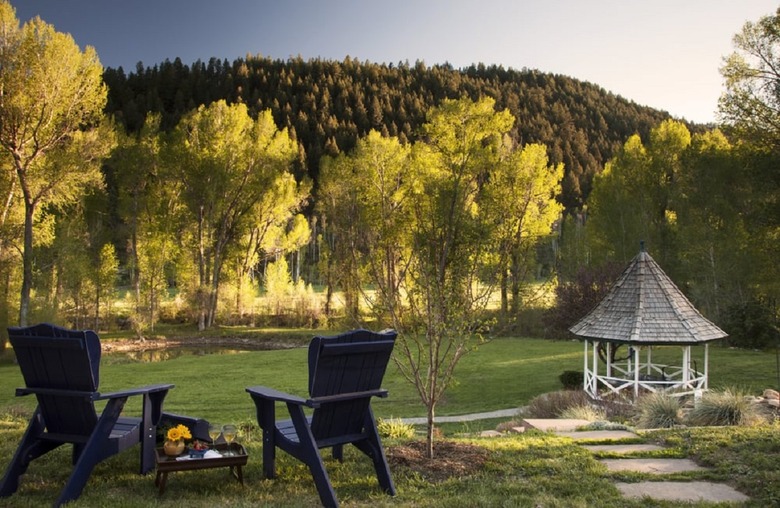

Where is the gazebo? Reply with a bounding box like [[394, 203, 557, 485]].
[[568, 244, 728, 400]]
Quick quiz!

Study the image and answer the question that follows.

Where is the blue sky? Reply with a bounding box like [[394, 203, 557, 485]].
[[11, 0, 778, 124]]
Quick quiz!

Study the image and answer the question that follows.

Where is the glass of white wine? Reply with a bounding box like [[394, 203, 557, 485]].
[[222, 424, 237, 456], [208, 423, 221, 454]]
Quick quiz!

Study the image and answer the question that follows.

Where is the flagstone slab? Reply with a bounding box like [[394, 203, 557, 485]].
[[522, 418, 591, 432], [555, 430, 639, 441], [583, 444, 664, 454], [616, 481, 749, 502], [601, 458, 705, 473]]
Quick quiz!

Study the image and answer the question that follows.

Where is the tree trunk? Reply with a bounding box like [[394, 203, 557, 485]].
[[500, 268, 508, 318], [19, 199, 35, 327], [131, 227, 141, 315], [197, 208, 207, 331], [95, 286, 100, 331], [426, 403, 435, 460]]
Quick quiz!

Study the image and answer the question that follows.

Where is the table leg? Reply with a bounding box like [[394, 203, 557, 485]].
[[156, 471, 168, 495], [231, 465, 244, 485]]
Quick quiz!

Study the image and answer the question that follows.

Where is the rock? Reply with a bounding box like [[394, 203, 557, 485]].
[[763, 389, 779, 400], [509, 426, 525, 434], [479, 430, 503, 438]]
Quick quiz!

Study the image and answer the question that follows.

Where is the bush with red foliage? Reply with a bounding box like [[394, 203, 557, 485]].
[[544, 262, 624, 339]]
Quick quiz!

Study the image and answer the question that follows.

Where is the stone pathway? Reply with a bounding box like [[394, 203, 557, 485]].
[[523, 418, 750, 504]]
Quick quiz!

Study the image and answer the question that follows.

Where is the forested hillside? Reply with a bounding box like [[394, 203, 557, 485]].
[[103, 56, 676, 212]]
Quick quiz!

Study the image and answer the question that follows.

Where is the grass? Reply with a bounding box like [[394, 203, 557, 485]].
[[3, 414, 779, 507], [4, 418, 779, 507], [0, 334, 779, 506]]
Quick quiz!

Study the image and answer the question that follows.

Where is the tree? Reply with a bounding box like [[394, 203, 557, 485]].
[[109, 115, 165, 315], [718, 9, 780, 308], [719, 8, 780, 149], [484, 142, 563, 319], [167, 100, 300, 329], [586, 120, 690, 269], [94, 242, 118, 330], [0, 2, 112, 325], [318, 130, 415, 322], [399, 98, 513, 458]]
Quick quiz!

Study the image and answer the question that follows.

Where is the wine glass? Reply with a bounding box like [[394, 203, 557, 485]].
[[222, 424, 237, 456], [208, 423, 221, 453]]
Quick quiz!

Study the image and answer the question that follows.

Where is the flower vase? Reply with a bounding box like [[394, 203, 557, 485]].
[[163, 440, 185, 457]]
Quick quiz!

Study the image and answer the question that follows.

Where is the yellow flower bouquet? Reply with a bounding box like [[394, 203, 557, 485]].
[[166, 424, 192, 443], [163, 424, 192, 456]]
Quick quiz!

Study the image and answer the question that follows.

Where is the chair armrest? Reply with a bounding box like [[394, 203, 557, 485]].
[[246, 386, 311, 407], [95, 383, 174, 401], [309, 389, 389, 406], [15, 387, 99, 399]]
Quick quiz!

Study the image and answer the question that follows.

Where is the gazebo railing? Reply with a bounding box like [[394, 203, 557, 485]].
[[584, 341, 711, 400], [586, 375, 706, 397]]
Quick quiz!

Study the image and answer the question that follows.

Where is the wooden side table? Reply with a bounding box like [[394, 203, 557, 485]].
[[154, 443, 248, 495]]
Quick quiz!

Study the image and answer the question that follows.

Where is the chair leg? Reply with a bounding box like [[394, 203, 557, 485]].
[[0, 409, 60, 497], [354, 410, 396, 496], [288, 404, 339, 508], [55, 398, 125, 507]]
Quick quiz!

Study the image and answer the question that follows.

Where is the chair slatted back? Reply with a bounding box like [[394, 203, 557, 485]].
[[8, 323, 101, 437], [308, 329, 395, 441]]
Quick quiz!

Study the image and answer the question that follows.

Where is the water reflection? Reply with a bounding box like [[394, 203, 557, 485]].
[[0, 346, 253, 365], [108, 347, 250, 363]]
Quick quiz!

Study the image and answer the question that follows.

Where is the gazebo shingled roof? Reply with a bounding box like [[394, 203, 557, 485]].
[[568, 246, 728, 346]]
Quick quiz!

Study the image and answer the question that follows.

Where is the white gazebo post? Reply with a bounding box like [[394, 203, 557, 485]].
[[633, 345, 641, 399], [646, 347, 652, 375], [682, 345, 691, 388], [583, 340, 590, 394]]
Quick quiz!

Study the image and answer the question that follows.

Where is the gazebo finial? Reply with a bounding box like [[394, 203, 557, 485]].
[[640, 240, 645, 252]]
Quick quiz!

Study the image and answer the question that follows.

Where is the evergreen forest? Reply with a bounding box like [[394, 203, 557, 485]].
[[1, 3, 778, 353], [103, 55, 674, 214]]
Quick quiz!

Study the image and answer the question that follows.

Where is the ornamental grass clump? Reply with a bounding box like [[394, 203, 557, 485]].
[[525, 390, 592, 418], [686, 387, 765, 427], [559, 404, 606, 422], [635, 392, 682, 429], [377, 417, 416, 439]]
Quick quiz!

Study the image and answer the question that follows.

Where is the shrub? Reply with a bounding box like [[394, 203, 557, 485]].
[[543, 261, 624, 339], [686, 388, 765, 427], [377, 417, 416, 439], [722, 298, 778, 350], [525, 390, 592, 418], [594, 393, 637, 424], [635, 392, 682, 429], [559, 370, 584, 390], [559, 404, 605, 422]]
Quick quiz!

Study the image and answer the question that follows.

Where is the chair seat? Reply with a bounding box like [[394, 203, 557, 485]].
[[108, 416, 142, 448]]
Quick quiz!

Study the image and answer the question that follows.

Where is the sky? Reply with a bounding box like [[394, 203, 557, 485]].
[[10, 0, 779, 124]]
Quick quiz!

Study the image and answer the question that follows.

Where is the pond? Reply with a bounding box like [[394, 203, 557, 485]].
[[0, 345, 259, 365]]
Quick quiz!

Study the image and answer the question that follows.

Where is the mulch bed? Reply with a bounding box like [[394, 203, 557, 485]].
[[386, 440, 489, 483]]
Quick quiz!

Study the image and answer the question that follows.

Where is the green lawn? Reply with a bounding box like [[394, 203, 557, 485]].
[[1, 337, 777, 424], [0, 336, 778, 506]]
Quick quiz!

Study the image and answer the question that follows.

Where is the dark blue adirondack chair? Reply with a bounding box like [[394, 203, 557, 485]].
[[246, 329, 397, 507], [0, 323, 174, 507]]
